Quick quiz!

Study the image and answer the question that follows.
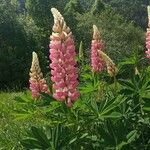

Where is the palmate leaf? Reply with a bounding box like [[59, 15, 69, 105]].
[[118, 74, 150, 98], [30, 126, 51, 148], [79, 84, 98, 94], [99, 95, 127, 116], [20, 125, 72, 150], [90, 99, 99, 114], [21, 126, 52, 149]]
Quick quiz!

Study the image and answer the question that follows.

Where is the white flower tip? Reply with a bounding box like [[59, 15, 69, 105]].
[[93, 25, 97, 29], [32, 51, 38, 60], [51, 8, 57, 14], [93, 25, 98, 33], [51, 7, 62, 19], [93, 25, 100, 40], [32, 51, 36, 56], [147, 5, 150, 13]]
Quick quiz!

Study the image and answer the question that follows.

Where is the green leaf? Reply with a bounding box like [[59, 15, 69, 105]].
[[13, 113, 32, 121], [119, 88, 134, 95], [14, 96, 26, 103], [100, 95, 127, 116], [0, 147, 7, 150], [91, 100, 99, 114], [42, 102, 60, 113], [126, 130, 138, 143], [143, 107, 150, 111], [116, 141, 127, 150], [69, 137, 77, 145], [79, 84, 97, 94], [13, 93, 33, 104], [118, 79, 135, 90], [80, 133, 88, 139], [102, 112, 122, 118], [81, 74, 93, 80], [119, 58, 136, 67], [31, 126, 50, 148], [20, 137, 43, 149]]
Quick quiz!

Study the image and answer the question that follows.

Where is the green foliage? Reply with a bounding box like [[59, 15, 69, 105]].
[[1, 1, 150, 149], [1, 59, 150, 149], [76, 8, 145, 62], [25, 0, 68, 32], [64, 0, 83, 41], [0, 0, 48, 88], [65, 0, 83, 14], [103, 0, 150, 28], [11, 62, 150, 149], [0, 92, 25, 149], [0, 0, 26, 88], [91, 0, 105, 15]]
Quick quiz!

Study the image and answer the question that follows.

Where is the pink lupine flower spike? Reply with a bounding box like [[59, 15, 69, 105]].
[[146, 6, 150, 59], [91, 25, 105, 72], [29, 52, 50, 99], [49, 8, 80, 107]]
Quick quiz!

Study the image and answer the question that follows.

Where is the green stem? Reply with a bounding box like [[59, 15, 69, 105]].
[[92, 71, 96, 87], [114, 76, 117, 96]]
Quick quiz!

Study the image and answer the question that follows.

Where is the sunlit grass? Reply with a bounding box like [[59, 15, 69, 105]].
[[0, 92, 25, 149]]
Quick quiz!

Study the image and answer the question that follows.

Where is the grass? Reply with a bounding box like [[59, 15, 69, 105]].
[[0, 92, 26, 149], [0, 91, 52, 149]]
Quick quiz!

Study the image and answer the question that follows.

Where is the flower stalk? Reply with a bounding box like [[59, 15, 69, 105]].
[[29, 52, 50, 99], [49, 8, 80, 107], [91, 25, 105, 72], [145, 6, 150, 59]]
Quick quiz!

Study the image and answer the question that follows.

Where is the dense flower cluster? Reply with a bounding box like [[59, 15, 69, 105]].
[[91, 25, 105, 72], [49, 8, 80, 107], [28, 5, 150, 102], [29, 52, 50, 99], [146, 6, 150, 59]]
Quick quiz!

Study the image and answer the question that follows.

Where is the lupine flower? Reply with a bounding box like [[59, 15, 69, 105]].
[[146, 6, 150, 59], [29, 52, 50, 99], [49, 8, 80, 107], [98, 50, 118, 77], [91, 25, 105, 72]]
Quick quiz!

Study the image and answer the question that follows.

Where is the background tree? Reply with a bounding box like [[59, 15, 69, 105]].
[[91, 0, 105, 15], [76, 7, 144, 62], [0, 0, 46, 89], [103, 0, 150, 29]]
